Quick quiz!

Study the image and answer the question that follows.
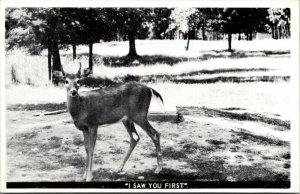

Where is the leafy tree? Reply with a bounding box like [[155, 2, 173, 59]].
[[188, 8, 218, 40], [152, 8, 172, 39], [112, 8, 153, 59], [267, 8, 290, 39], [235, 8, 269, 40], [6, 8, 63, 81], [62, 8, 108, 69], [168, 8, 197, 50], [217, 8, 244, 51], [6, 8, 109, 84]]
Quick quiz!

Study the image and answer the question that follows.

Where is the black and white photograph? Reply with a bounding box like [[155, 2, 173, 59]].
[[0, 0, 299, 192]]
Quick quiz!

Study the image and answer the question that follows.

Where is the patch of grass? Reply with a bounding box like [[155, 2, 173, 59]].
[[179, 68, 270, 77], [102, 55, 189, 67], [93, 167, 202, 181], [281, 152, 290, 160], [40, 136, 63, 150], [226, 164, 289, 181], [57, 154, 85, 168], [109, 146, 125, 155], [188, 156, 227, 181], [177, 106, 290, 129], [182, 142, 200, 154], [261, 155, 280, 161], [243, 148, 262, 155], [72, 135, 83, 146], [62, 68, 283, 87], [14, 131, 38, 140], [42, 125, 52, 130], [35, 160, 61, 171], [7, 103, 66, 111], [6, 42, 290, 87], [283, 162, 290, 169], [233, 129, 289, 146], [229, 137, 241, 144], [206, 139, 227, 146], [5, 49, 49, 87], [221, 107, 247, 111], [172, 76, 290, 84], [150, 146, 187, 159]]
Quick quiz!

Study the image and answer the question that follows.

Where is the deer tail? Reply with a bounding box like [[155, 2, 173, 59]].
[[150, 88, 164, 109]]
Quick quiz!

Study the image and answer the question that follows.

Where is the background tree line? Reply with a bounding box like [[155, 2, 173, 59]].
[[5, 8, 290, 84]]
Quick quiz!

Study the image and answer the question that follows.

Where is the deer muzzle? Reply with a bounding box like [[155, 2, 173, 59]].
[[69, 89, 78, 97]]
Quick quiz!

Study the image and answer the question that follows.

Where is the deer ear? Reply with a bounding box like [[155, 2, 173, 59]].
[[82, 68, 92, 78], [60, 65, 65, 76], [77, 62, 82, 76]]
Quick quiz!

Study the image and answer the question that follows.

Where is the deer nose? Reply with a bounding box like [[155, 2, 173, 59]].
[[70, 90, 78, 97]]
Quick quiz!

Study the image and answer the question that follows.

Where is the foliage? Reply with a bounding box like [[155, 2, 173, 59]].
[[111, 8, 154, 57], [168, 8, 197, 33], [267, 8, 290, 39], [152, 8, 173, 39]]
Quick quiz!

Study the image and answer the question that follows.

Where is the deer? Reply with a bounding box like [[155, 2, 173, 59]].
[[54, 63, 163, 182]]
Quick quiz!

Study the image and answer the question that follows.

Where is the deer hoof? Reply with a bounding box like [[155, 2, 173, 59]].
[[154, 166, 162, 174], [115, 166, 123, 173], [86, 176, 93, 182], [82, 171, 87, 180], [85, 173, 93, 182]]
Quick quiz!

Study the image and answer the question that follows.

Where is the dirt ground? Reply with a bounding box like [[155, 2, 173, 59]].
[[6, 104, 290, 182]]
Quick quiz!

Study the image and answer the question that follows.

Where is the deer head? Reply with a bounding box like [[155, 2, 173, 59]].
[[53, 63, 92, 97]]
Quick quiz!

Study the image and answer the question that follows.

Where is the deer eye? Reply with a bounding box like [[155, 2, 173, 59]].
[[65, 80, 69, 84], [76, 80, 81, 84]]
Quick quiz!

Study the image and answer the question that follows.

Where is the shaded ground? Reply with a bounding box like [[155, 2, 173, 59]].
[[6, 104, 290, 183], [71, 50, 290, 67], [51, 67, 289, 88]]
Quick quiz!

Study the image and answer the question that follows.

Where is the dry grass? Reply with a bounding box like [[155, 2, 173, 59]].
[[5, 39, 291, 121], [5, 39, 291, 86]]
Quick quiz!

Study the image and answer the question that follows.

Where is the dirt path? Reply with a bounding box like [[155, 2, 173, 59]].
[[6, 106, 290, 182]]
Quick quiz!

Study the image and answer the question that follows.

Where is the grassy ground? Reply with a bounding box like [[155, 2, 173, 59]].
[[6, 107, 290, 182], [5, 39, 291, 183]]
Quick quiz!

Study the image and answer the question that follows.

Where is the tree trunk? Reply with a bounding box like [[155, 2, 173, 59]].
[[72, 44, 76, 60], [127, 30, 138, 58], [202, 26, 206, 40], [89, 42, 93, 70], [47, 43, 52, 81], [52, 40, 61, 72], [52, 38, 62, 85], [278, 25, 282, 39], [249, 32, 253, 41], [272, 24, 275, 39], [238, 33, 241, 41], [186, 30, 190, 51], [228, 33, 232, 51]]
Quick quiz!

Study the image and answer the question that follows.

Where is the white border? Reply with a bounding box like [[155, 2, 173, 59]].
[[1, 0, 299, 193]]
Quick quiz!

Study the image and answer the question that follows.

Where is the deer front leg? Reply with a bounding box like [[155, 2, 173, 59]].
[[86, 126, 98, 182], [82, 129, 89, 180]]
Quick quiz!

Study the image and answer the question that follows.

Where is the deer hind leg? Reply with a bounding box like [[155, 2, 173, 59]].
[[82, 129, 89, 180], [86, 126, 98, 182], [117, 118, 140, 172], [136, 119, 163, 174]]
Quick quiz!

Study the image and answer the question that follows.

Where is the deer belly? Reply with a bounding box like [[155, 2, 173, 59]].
[[96, 110, 126, 125]]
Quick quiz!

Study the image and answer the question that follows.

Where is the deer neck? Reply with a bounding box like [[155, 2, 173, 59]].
[[67, 94, 81, 120]]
